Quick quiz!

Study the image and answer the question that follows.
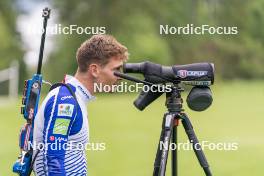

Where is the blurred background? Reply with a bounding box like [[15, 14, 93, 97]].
[[0, 0, 264, 175]]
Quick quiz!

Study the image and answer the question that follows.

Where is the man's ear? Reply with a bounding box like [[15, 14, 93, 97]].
[[89, 64, 100, 78]]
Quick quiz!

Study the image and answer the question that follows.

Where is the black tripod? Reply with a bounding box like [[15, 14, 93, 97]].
[[153, 85, 212, 176]]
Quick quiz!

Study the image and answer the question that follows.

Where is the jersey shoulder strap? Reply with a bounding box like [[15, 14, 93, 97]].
[[49, 82, 78, 102]]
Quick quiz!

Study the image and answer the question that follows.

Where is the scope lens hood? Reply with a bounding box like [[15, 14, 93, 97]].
[[186, 86, 213, 111]]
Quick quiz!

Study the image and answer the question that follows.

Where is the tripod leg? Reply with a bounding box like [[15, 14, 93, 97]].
[[181, 113, 212, 176], [171, 119, 179, 176], [153, 113, 175, 176]]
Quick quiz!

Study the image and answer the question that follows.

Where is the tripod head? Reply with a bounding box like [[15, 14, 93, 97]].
[[114, 61, 214, 111]]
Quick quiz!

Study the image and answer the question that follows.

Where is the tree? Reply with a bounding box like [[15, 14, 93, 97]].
[[0, 0, 25, 93]]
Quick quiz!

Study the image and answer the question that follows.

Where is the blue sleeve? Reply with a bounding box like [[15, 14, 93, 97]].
[[42, 89, 78, 175]]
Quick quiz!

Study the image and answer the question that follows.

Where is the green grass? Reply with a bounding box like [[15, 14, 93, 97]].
[[1, 81, 264, 175]]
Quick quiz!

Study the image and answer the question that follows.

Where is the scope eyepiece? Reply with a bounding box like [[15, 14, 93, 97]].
[[123, 63, 143, 73]]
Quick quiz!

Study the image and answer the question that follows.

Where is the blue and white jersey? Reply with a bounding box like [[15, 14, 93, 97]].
[[33, 75, 95, 176]]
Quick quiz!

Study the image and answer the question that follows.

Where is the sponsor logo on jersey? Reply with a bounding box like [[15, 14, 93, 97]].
[[61, 95, 73, 100], [57, 104, 74, 117], [77, 85, 90, 99], [49, 135, 67, 142], [53, 118, 71, 135], [50, 136, 55, 141]]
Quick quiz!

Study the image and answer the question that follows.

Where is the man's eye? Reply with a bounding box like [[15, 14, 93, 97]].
[[115, 67, 122, 71]]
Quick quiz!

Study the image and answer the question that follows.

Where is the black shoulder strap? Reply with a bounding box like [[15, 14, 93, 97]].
[[49, 82, 78, 102]]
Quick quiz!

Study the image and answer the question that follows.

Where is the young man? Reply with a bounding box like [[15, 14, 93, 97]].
[[33, 34, 128, 175]]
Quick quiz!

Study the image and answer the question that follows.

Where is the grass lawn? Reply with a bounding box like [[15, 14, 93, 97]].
[[1, 81, 264, 175]]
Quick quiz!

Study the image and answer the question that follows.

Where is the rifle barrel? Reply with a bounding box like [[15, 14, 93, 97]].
[[37, 7, 51, 75]]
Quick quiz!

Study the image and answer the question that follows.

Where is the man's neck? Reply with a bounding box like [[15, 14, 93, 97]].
[[74, 71, 94, 95]]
